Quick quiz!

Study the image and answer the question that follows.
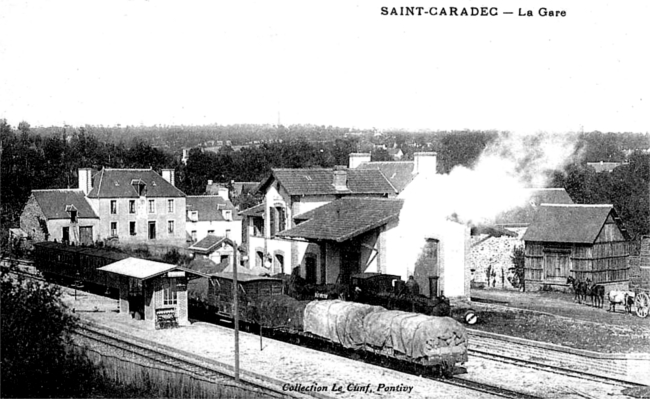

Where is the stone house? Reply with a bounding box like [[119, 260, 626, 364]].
[[186, 194, 242, 244], [20, 189, 99, 245], [81, 168, 187, 246], [241, 164, 397, 276]]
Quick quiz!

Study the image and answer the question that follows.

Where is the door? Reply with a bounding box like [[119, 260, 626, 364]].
[[340, 245, 361, 285], [305, 255, 317, 284], [79, 226, 93, 245], [148, 222, 156, 240], [543, 251, 570, 283]]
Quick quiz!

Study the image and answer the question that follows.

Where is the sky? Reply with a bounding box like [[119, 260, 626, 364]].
[[1, 0, 648, 133]]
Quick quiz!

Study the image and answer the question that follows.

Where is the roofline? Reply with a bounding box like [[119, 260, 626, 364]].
[[45, 216, 100, 220], [103, 167, 153, 171], [32, 188, 85, 192], [540, 203, 613, 207]]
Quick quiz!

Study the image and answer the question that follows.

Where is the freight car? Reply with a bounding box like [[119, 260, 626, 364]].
[[191, 272, 468, 377], [32, 241, 129, 293]]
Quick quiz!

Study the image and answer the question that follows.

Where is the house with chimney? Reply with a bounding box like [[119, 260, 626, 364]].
[[266, 153, 470, 301], [240, 151, 472, 303], [20, 189, 99, 245], [241, 162, 398, 276], [80, 168, 187, 246]]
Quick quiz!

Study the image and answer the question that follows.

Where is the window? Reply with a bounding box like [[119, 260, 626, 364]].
[[223, 210, 232, 221], [163, 279, 178, 305], [70, 210, 77, 223], [110, 200, 117, 214], [62, 227, 70, 243], [148, 199, 155, 213], [208, 230, 215, 235], [277, 207, 286, 232], [191, 230, 197, 242], [129, 221, 136, 236], [253, 218, 264, 237], [256, 251, 264, 267], [129, 200, 136, 214], [167, 199, 174, 213], [110, 222, 118, 237], [168, 220, 174, 234], [189, 211, 198, 221], [225, 229, 231, 239]]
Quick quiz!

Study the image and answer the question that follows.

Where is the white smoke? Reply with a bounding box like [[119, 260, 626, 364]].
[[387, 132, 581, 278]]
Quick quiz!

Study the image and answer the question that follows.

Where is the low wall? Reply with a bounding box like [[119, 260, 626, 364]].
[[468, 329, 650, 385]]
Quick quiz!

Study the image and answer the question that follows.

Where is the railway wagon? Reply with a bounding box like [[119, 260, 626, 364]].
[[206, 272, 285, 322], [200, 273, 468, 378], [33, 241, 128, 290]]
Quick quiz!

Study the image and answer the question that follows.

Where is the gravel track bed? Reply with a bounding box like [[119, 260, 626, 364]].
[[62, 288, 641, 399]]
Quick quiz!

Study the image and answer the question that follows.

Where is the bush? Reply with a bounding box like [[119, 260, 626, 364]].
[[1, 265, 99, 397]]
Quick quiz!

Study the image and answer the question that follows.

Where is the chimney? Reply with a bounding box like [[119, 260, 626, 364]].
[[414, 152, 437, 176], [349, 153, 371, 169], [333, 166, 348, 190], [78, 168, 92, 195], [217, 186, 229, 201], [161, 169, 175, 186]]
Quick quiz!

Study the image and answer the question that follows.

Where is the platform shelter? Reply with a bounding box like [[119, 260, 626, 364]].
[[99, 257, 206, 328]]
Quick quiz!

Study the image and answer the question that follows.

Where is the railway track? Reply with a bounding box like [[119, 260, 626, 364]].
[[5, 259, 643, 398], [73, 322, 331, 399], [468, 348, 644, 389]]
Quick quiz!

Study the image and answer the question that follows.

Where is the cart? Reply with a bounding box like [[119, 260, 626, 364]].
[[634, 291, 649, 318]]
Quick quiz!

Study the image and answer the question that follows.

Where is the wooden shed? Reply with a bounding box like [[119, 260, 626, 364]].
[[522, 204, 630, 291], [99, 258, 205, 329]]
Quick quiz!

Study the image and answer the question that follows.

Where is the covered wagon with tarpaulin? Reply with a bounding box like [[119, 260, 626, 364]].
[[522, 204, 630, 292], [99, 257, 206, 328]]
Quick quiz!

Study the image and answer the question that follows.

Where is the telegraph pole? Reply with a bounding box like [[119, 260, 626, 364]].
[[232, 239, 240, 382]]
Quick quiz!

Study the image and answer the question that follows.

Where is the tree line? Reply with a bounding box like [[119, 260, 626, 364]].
[[2, 119, 648, 248]]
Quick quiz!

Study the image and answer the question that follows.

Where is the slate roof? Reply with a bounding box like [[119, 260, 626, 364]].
[[522, 204, 629, 244], [357, 161, 415, 192], [587, 162, 624, 173], [188, 235, 227, 253], [186, 196, 241, 222], [493, 188, 574, 225], [256, 168, 396, 196], [87, 168, 185, 198], [278, 198, 404, 242], [31, 189, 99, 220]]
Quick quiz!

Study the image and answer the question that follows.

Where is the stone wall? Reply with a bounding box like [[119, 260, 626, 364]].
[[19, 194, 47, 241]]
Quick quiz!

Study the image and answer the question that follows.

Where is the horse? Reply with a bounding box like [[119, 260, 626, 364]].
[[586, 279, 605, 308], [607, 290, 635, 314], [566, 276, 588, 304]]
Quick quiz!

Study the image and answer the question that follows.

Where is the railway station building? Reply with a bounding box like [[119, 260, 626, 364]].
[[99, 257, 205, 328]]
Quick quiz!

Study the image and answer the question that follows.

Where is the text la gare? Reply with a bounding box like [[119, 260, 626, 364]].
[[519, 8, 566, 17]]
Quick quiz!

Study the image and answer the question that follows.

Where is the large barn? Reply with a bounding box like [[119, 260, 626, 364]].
[[522, 204, 630, 292]]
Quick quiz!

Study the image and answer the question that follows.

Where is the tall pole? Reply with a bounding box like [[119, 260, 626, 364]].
[[232, 240, 240, 383]]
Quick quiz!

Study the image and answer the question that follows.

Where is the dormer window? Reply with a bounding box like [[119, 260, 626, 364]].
[[131, 179, 147, 196], [223, 210, 232, 221], [65, 205, 78, 223], [189, 211, 199, 222]]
